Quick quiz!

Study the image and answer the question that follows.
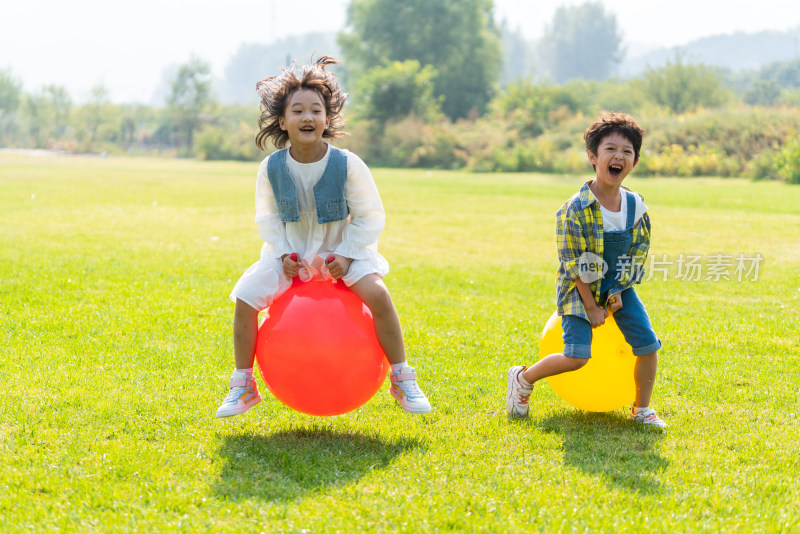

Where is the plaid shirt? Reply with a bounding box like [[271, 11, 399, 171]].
[[556, 181, 651, 319]]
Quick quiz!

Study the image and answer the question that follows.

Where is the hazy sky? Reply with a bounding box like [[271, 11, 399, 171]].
[[2, 0, 799, 104]]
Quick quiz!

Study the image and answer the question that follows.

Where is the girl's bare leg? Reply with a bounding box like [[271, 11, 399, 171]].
[[349, 274, 406, 364], [233, 299, 259, 369]]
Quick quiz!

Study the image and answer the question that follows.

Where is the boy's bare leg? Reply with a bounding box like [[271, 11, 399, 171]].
[[521, 353, 588, 384], [633, 352, 658, 408]]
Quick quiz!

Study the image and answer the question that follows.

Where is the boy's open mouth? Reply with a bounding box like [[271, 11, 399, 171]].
[[608, 164, 623, 177]]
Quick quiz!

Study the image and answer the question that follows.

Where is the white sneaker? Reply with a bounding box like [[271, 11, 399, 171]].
[[630, 406, 667, 428], [390, 367, 431, 413], [216, 372, 262, 417], [506, 366, 533, 417]]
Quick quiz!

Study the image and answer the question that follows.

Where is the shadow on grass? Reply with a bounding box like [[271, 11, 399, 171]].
[[214, 426, 423, 502], [536, 411, 669, 494]]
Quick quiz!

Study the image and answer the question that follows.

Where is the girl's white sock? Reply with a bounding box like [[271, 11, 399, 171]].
[[390, 362, 409, 374], [234, 367, 254, 377]]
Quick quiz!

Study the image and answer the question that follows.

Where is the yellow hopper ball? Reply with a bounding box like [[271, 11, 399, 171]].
[[539, 311, 636, 412]]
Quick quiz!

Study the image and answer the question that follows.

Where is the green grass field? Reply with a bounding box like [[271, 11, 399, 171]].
[[1, 153, 798, 532]]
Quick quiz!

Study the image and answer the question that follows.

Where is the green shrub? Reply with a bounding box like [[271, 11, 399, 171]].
[[343, 101, 800, 178], [773, 134, 800, 184], [640, 56, 733, 114], [354, 61, 442, 128], [746, 149, 780, 181], [636, 108, 800, 177], [195, 122, 262, 161]]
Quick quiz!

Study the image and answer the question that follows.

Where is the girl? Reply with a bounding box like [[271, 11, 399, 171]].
[[216, 56, 430, 417]]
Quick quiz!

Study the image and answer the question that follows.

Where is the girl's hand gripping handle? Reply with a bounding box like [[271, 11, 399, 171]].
[[325, 254, 352, 280], [283, 252, 300, 278]]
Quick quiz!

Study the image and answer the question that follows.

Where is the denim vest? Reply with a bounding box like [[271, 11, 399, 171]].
[[267, 146, 349, 223]]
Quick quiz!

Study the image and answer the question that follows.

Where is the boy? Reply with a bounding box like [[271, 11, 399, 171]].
[[506, 111, 666, 427]]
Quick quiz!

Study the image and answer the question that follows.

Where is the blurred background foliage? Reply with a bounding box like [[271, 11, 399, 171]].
[[1, 0, 799, 182]]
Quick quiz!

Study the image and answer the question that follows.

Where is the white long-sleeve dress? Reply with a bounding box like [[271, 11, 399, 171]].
[[230, 145, 390, 311]]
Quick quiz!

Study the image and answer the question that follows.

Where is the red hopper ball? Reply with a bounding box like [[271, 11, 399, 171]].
[[255, 278, 389, 416]]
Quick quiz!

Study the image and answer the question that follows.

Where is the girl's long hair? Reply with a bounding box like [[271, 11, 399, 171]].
[[255, 56, 347, 150]]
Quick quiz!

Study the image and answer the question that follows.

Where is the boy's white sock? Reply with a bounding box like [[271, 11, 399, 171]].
[[633, 405, 649, 414], [390, 362, 409, 374]]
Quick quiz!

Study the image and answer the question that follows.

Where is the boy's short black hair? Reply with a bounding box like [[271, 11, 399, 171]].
[[584, 111, 646, 164]]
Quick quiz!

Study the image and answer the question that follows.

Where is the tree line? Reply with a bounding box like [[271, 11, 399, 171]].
[[1, 0, 799, 182]]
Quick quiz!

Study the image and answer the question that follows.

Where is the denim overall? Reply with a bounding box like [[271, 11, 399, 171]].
[[599, 191, 637, 300], [267, 146, 349, 223]]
